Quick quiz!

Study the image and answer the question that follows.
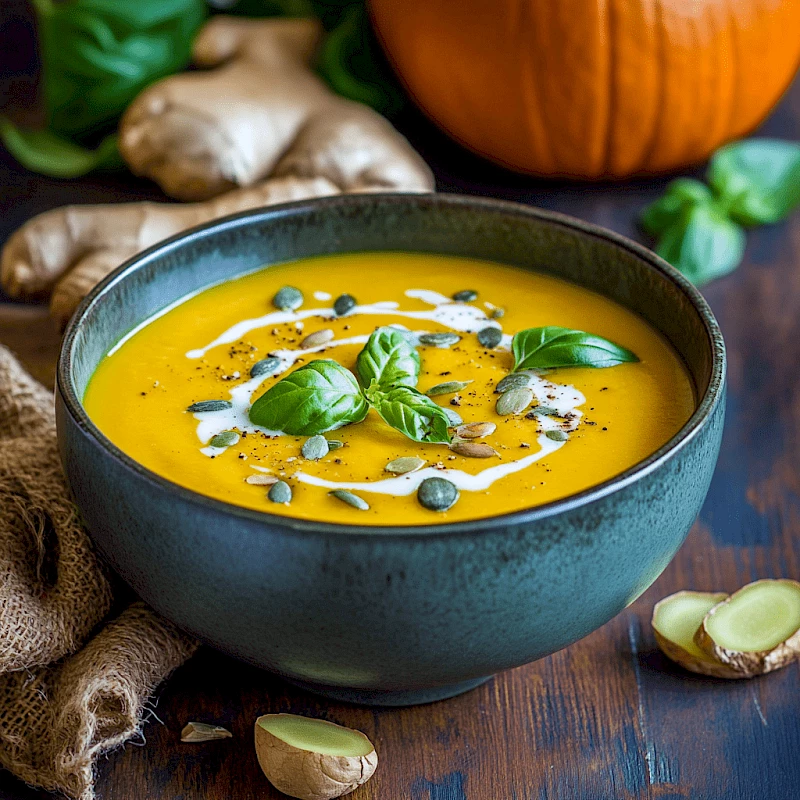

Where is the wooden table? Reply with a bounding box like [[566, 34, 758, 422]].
[[0, 69, 798, 800]]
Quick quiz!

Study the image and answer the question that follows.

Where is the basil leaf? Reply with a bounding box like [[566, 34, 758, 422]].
[[248, 360, 367, 435], [656, 202, 746, 286], [512, 327, 638, 371], [356, 327, 420, 392], [640, 178, 712, 236], [0, 119, 121, 178], [371, 386, 452, 444], [709, 139, 800, 226]]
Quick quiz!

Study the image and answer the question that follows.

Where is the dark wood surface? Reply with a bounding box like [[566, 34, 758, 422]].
[[0, 56, 798, 800]]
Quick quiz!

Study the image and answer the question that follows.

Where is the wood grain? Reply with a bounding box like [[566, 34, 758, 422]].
[[0, 59, 797, 800]]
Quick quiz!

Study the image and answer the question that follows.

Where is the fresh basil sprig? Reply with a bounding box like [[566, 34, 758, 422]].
[[248, 360, 368, 435], [356, 327, 420, 392], [512, 327, 638, 371], [249, 327, 452, 442], [641, 139, 800, 286], [370, 386, 452, 444]]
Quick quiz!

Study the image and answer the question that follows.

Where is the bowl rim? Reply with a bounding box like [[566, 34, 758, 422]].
[[58, 192, 726, 538]]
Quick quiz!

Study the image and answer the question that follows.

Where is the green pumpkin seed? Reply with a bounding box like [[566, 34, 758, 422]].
[[301, 434, 329, 461], [417, 477, 459, 511], [250, 357, 281, 378], [495, 373, 534, 393], [329, 489, 370, 510], [268, 480, 292, 504], [442, 407, 463, 426], [496, 387, 534, 416], [491, 307, 505, 319], [546, 430, 569, 442], [187, 400, 232, 413], [450, 442, 497, 458], [333, 294, 357, 316], [452, 289, 477, 302], [300, 328, 334, 349], [529, 405, 560, 417], [245, 474, 278, 486], [272, 286, 303, 311], [477, 326, 503, 349], [327, 440, 344, 450], [425, 380, 472, 397], [385, 456, 426, 475], [210, 430, 239, 447], [454, 421, 496, 439], [419, 332, 461, 348]]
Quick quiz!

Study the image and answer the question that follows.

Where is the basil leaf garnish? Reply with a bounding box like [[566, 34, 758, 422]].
[[371, 386, 452, 444], [356, 327, 420, 391], [512, 327, 638, 371], [709, 139, 800, 226], [248, 360, 368, 435]]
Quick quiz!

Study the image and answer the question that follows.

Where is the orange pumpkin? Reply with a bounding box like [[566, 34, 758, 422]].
[[369, 0, 800, 179]]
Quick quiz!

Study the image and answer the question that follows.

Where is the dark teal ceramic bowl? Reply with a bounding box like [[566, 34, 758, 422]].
[[57, 194, 725, 706]]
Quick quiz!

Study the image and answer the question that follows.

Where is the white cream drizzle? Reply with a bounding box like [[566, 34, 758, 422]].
[[184, 288, 586, 496], [313, 291, 332, 300]]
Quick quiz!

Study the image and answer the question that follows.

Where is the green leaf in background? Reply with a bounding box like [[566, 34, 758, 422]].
[[248, 360, 368, 435], [654, 202, 746, 286], [356, 327, 420, 393], [371, 386, 452, 444], [640, 178, 712, 237], [36, 0, 207, 139], [641, 138, 800, 286], [709, 139, 800, 226], [512, 327, 638, 372], [0, 119, 121, 178]]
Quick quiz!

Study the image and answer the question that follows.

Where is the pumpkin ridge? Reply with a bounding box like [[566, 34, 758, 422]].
[[601, 0, 618, 177]]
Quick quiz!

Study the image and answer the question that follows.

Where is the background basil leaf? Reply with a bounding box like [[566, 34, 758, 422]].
[[356, 327, 420, 392], [640, 178, 712, 236], [371, 386, 452, 444], [655, 202, 746, 286], [249, 360, 367, 435], [512, 327, 638, 371], [709, 139, 800, 226], [0, 120, 121, 178]]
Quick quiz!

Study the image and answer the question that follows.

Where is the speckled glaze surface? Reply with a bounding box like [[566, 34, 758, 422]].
[[56, 194, 725, 706]]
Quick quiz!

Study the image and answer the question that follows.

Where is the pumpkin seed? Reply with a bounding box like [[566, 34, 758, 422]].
[[301, 434, 329, 461], [250, 357, 281, 378], [496, 387, 533, 415], [442, 407, 463, 426], [477, 326, 503, 348], [546, 430, 569, 442], [455, 421, 496, 439], [450, 442, 497, 458], [426, 380, 472, 397], [419, 332, 461, 348], [300, 328, 335, 349], [491, 307, 505, 319], [333, 293, 357, 316], [181, 722, 232, 743], [245, 474, 278, 486], [272, 286, 303, 311], [327, 439, 344, 450], [530, 405, 560, 417], [187, 400, 232, 413], [417, 477, 459, 511], [268, 480, 292, 504], [210, 430, 239, 448], [495, 373, 534, 393], [385, 456, 426, 475], [329, 489, 369, 510], [452, 289, 477, 302]]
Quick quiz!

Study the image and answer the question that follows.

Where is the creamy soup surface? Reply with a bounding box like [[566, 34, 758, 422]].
[[84, 253, 696, 525]]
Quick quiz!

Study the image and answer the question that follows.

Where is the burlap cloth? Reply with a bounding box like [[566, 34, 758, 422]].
[[0, 346, 198, 798]]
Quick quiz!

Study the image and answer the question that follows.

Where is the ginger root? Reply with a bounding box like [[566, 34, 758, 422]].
[[1, 17, 433, 326], [119, 16, 432, 201]]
